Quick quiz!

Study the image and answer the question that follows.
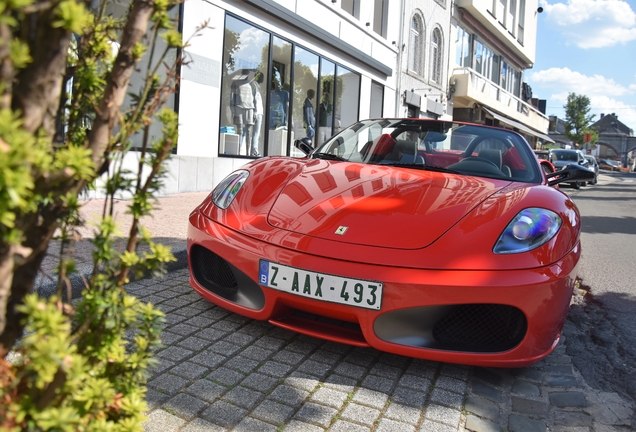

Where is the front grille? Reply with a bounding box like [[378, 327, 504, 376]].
[[190, 245, 238, 297], [433, 304, 527, 352]]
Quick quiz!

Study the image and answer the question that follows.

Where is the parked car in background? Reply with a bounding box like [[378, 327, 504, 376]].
[[549, 149, 591, 189], [188, 118, 594, 367], [584, 155, 598, 185], [598, 159, 620, 172]]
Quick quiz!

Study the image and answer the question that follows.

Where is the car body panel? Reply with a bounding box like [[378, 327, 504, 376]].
[[188, 119, 587, 368]]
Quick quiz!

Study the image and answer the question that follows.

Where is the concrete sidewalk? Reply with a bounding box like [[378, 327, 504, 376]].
[[34, 189, 635, 432]]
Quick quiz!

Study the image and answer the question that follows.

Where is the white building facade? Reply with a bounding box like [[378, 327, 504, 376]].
[[447, 0, 553, 147]]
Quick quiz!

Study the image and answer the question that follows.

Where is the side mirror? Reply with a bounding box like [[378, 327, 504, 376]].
[[294, 139, 313, 156], [546, 164, 596, 187]]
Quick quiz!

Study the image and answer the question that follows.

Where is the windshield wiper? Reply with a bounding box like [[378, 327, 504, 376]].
[[312, 153, 346, 161]]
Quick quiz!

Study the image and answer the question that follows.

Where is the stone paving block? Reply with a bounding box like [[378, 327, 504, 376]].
[[546, 374, 579, 387], [222, 386, 264, 410], [435, 375, 468, 394], [169, 361, 208, 380], [282, 420, 325, 432], [464, 414, 500, 432], [284, 373, 321, 392], [287, 339, 319, 354], [406, 360, 439, 378], [163, 392, 209, 420], [419, 419, 458, 432], [296, 359, 333, 378], [464, 395, 500, 421], [383, 402, 421, 425], [157, 345, 194, 362], [177, 336, 213, 352], [149, 359, 176, 376], [369, 363, 402, 379], [398, 374, 431, 391], [391, 386, 428, 408], [345, 350, 378, 367], [554, 410, 593, 427], [509, 414, 547, 432], [429, 388, 463, 410], [251, 399, 296, 425], [208, 340, 242, 356], [211, 320, 242, 332], [200, 400, 247, 428], [258, 360, 295, 378], [361, 374, 396, 393], [545, 365, 574, 375], [207, 366, 245, 386], [146, 388, 169, 410], [329, 419, 372, 431], [352, 388, 389, 410], [182, 315, 216, 328], [173, 306, 210, 318], [546, 354, 572, 364], [334, 362, 368, 380], [224, 355, 260, 373], [440, 364, 470, 381], [549, 391, 588, 407], [324, 374, 358, 392], [310, 387, 349, 409], [375, 417, 417, 432], [294, 401, 338, 427], [472, 368, 504, 387], [158, 330, 183, 346], [424, 403, 461, 427], [241, 345, 276, 361], [233, 416, 279, 432], [512, 379, 541, 397], [379, 352, 410, 368], [224, 331, 256, 347], [309, 349, 343, 365], [512, 367, 542, 381], [340, 402, 381, 426], [511, 395, 548, 416], [185, 379, 226, 403], [272, 349, 306, 365], [196, 328, 226, 341], [254, 335, 287, 351], [164, 313, 189, 326], [179, 417, 225, 432], [242, 372, 280, 393], [470, 380, 503, 403], [170, 323, 200, 336], [148, 373, 190, 395], [189, 351, 226, 369], [144, 409, 186, 432], [269, 384, 310, 408]]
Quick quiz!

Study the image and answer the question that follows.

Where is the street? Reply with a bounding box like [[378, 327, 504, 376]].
[[561, 170, 636, 426]]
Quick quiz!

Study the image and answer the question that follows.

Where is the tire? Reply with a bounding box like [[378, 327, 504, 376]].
[[572, 182, 581, 189]]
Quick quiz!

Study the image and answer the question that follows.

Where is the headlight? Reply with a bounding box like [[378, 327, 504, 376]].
[[493, 208, 562, 254], [212, 170, 249, 209]]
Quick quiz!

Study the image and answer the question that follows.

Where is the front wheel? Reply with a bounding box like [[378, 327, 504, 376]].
[[572, 182, 581, 189]]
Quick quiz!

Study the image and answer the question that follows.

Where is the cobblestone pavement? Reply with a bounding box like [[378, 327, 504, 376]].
[[130, 270, 633, 432], [37, 191, 635, 431]]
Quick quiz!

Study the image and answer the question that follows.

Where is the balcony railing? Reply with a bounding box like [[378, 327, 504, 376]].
[[451, 67, 549, 131]]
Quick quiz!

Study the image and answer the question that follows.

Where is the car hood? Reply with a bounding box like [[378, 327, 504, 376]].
[[266, 160, 510, 249]]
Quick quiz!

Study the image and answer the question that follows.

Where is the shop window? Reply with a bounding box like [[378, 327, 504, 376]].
[[317, 59, 335, 147], [334, 65, 360, 137], [292, 46, 319, 150], [268, 37, 292, 156], [370, 81, 384, 118]]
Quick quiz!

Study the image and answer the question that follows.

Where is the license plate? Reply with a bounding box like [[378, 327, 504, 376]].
[[258, 260, 382, 310]]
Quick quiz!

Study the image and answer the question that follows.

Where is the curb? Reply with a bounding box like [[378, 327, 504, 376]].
[[35, 247, 189, 299]]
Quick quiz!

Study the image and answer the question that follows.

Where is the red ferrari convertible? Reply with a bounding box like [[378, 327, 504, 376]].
[[187, 119, 594, 367]]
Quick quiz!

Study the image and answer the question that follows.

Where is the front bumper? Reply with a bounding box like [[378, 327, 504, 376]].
[[187, 211, 578, 368]]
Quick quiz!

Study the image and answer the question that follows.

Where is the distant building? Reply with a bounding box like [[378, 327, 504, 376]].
[[591, 113, 635, 165]]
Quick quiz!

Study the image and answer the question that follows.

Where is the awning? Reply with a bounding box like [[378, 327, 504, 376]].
[[482, 107, 555, 143]]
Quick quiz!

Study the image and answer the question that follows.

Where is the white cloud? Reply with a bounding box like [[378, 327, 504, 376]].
[[541, 0, 636, 48], [528, 67, 632, 97], [529, 68, 636, 130]]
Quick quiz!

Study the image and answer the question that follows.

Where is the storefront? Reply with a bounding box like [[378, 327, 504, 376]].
[[171, 0, 397, 194]]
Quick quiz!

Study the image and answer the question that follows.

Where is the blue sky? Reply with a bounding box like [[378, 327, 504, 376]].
[[527, 0, 636, 132]]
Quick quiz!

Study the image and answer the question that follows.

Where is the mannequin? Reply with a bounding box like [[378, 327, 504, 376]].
[[250, 72, 264, 157], [318, 91, 333, 146], [303, 89, 316, 144], [269, 71, 289, 129], [231, 70, 255, 154]]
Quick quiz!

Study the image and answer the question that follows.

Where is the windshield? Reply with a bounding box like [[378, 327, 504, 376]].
[[550, 150, 578, 162], [309, 119, 541, 183]]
